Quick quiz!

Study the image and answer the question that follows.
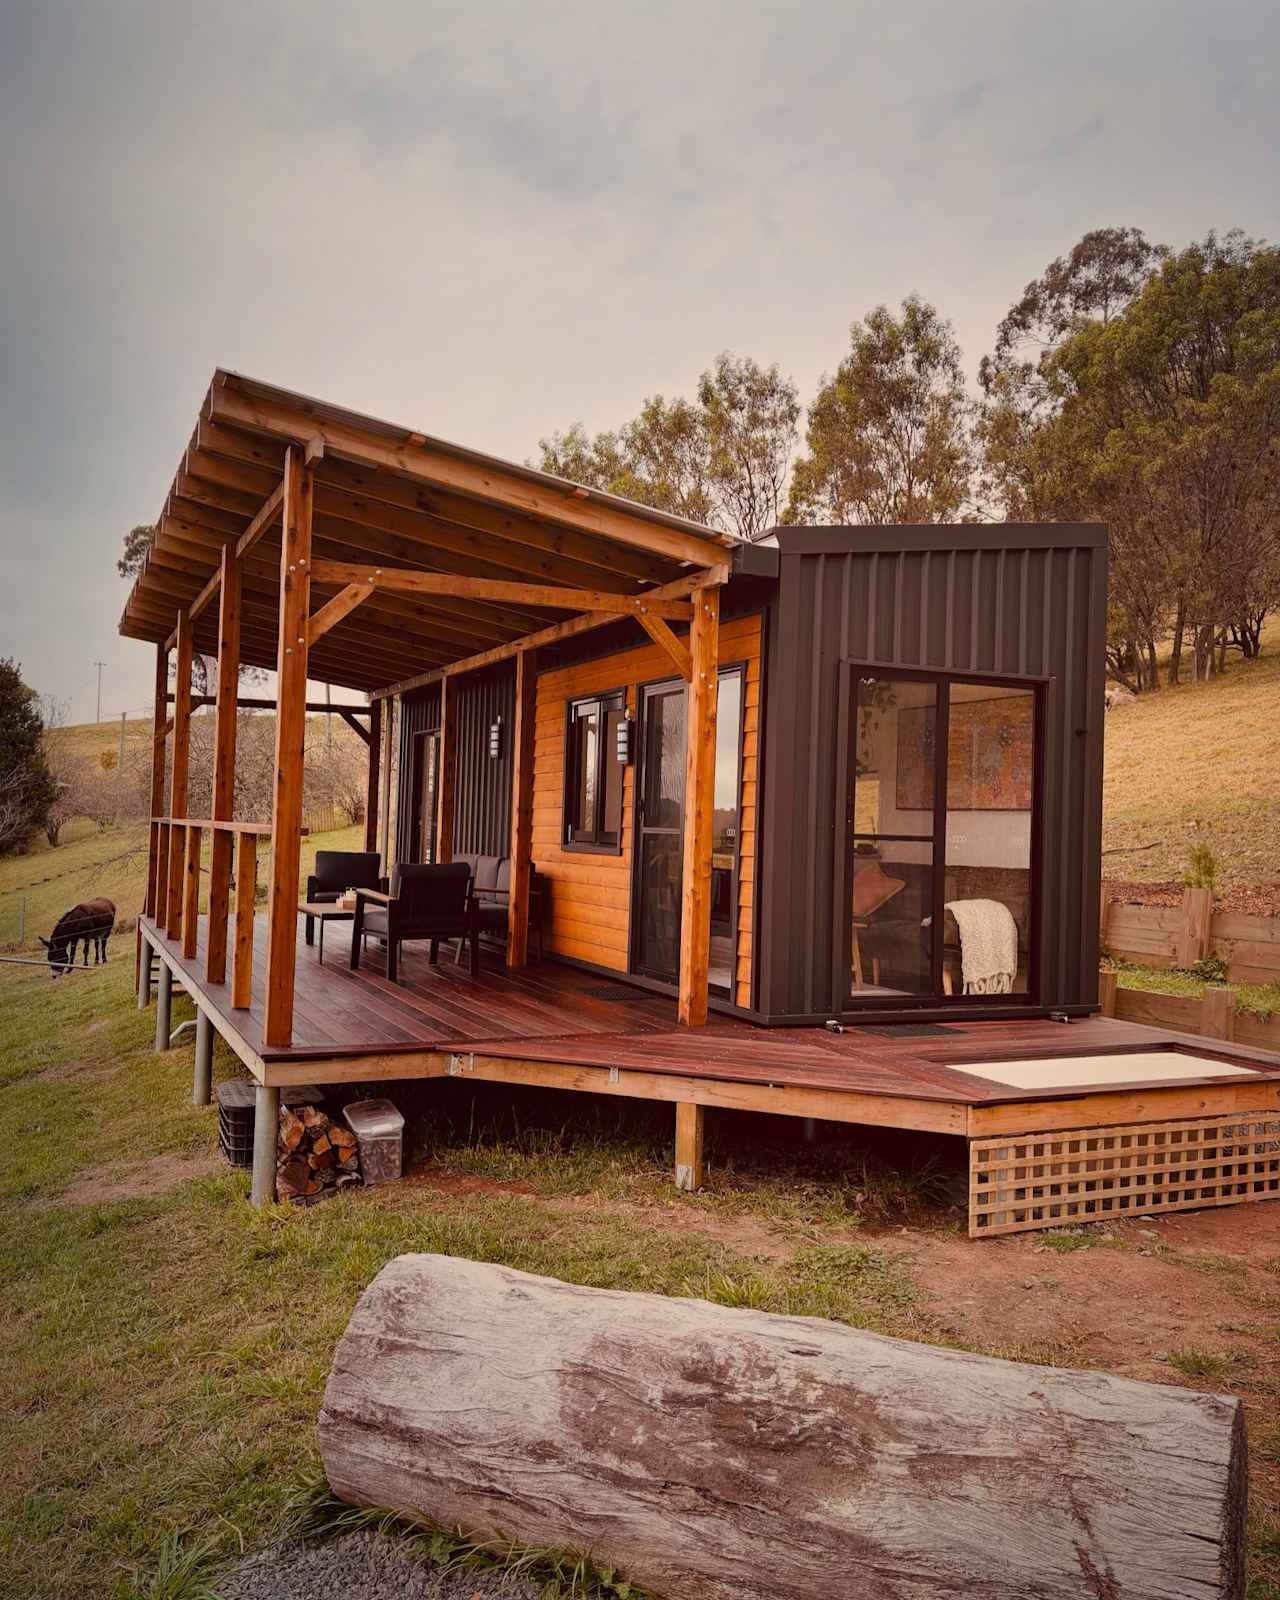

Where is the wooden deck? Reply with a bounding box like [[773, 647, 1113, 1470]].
[[140, 916, 1280, 1235], [140, 921, 1280, 1228]]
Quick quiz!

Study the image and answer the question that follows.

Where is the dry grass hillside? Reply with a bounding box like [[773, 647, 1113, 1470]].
[[1103, 621, 1280, 888]]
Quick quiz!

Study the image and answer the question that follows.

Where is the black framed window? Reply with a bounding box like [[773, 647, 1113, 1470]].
[[843, 667, 1042, 1007], [564, 691, 626, 851]]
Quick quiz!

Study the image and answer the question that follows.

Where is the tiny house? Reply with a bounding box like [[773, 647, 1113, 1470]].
[[377, 522, 1108, 1027], [123, 374, 1280, 1233]]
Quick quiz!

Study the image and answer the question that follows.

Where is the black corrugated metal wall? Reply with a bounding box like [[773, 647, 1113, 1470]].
[[756, 525, 1108, 1022], [453, 665, 516, 857]]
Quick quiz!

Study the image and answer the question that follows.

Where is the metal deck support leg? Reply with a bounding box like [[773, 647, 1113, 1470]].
[[153, 962, 172, 1051], [192, 1011, 213, 1106], [250, 1085, 280, 1205], [137, 939, 153, 1009]]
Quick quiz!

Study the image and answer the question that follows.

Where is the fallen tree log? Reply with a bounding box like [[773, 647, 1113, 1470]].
[[319, 1255, 1247, 1600]]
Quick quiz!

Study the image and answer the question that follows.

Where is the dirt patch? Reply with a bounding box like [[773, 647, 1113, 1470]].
[[904, 1206, 1280, 1377], [59, 1149, 221, 1206], [400, 1166, 538, 1201], [1104, 877, 1280, 916]]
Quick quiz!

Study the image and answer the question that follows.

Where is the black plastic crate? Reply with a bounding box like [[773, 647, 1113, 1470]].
[[217, 1080, 324, 1168]]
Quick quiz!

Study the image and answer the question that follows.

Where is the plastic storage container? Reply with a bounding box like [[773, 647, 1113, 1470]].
[[216, 1080, 324, 1168], [343, 1098, 405, 1186]]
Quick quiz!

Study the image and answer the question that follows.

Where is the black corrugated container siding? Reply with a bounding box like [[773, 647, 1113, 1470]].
[[756, 524, 1108, 1023], [452, 663, 516, 857]]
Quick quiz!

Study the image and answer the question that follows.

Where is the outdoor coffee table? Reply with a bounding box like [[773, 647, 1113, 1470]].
[[298, 901, 355, 965]]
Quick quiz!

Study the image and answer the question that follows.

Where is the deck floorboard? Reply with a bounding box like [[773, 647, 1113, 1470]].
[[142, 915, 1280, 1109]]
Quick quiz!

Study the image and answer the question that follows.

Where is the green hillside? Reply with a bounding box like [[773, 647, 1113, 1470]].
[[1103, 622, 1280, 888]]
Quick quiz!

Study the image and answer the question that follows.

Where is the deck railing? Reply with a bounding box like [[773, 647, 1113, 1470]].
[[148, 816, 272, 1008]]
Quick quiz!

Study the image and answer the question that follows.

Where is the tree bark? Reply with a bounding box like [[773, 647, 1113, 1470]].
[[1167, 603, 1185, 686], [319, 1255, 1247, 1600]]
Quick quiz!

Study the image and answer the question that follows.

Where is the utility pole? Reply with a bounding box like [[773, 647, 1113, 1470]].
[[118, 710, 127, 769], [93, 661, 106, 723], [326, 681, 332, 753]]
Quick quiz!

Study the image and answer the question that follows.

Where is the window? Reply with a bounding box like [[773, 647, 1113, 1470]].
[[846, 669, 1039, 1005], [564, 691, 626, 850]]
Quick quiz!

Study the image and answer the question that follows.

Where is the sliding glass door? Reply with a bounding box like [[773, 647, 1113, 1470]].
[[846, 669, 1038, 1005]]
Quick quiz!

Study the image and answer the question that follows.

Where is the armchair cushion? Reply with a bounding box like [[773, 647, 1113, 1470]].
[[308, 850, 383, 903]]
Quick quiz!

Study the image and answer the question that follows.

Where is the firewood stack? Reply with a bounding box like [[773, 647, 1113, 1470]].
[[276, 1103, 361, 1201]]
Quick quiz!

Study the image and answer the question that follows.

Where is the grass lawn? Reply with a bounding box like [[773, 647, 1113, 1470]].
[[0, 823, 366, 955], [1106, 956, 1280, 1020], [2, 953, 1278, 1599], [1103, 620, 1280, 884]]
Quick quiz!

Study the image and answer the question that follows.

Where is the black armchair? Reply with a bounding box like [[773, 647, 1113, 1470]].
[[349, 862, 477, 982], [304, 850, 384, 945]]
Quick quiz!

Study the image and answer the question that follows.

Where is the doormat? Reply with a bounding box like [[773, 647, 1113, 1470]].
[[862, 1023, 958, 1038], [585, 986, 644, 1001]]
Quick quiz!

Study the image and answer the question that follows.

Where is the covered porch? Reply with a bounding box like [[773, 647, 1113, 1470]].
[[122, 370, 737, 1077]]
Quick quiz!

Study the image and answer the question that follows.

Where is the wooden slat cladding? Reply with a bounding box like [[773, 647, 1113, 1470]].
[[533, 614, 762, 1007], [758, 526, 1108, 1022]]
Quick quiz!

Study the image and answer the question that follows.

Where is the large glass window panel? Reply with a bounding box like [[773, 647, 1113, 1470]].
[[602, 706, 625, 846], [564, 691, 624, 850], [710, 668, 744, 994], [942, 685, 1034, 997], [849, 676, 938, 998]]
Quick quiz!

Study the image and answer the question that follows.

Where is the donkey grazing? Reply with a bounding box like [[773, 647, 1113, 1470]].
[[40, 899, 116, 975]]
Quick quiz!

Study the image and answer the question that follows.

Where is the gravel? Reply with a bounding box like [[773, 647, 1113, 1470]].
[[218, 1530, 546, 1600]]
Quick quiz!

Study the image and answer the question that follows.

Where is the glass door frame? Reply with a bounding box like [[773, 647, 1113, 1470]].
[[832, 659, 1050, 1013], [628, 663, 748, 997]]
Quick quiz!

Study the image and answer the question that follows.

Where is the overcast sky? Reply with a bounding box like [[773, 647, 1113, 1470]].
[[2, 0, 1277, 723]]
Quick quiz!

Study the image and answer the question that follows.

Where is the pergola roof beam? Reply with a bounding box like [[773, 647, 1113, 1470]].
[[206, 373, 732, 569]]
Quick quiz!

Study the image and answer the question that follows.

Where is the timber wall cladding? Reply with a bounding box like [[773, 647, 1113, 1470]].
[[1103, 895, 1280, 985], [532, 613, 762, 1008]]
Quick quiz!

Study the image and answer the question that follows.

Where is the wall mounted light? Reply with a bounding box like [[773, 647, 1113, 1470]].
[[489, 717, 503, 760], [616, 714, 633, 765]]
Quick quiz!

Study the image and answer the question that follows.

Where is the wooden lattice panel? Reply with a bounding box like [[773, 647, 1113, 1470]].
[[969, 1111, 1280, 1237]]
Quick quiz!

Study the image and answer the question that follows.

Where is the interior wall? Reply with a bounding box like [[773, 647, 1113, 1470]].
[[861, 681, 1033, 870]]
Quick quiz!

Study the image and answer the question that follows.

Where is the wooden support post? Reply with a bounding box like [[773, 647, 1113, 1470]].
[[166, 611, 194, 937], [263, 448, 313, 1049], [1097, 967, 1118, 1018], [507, 650, 536, 968], [675, 1101, 705, 1191], [232, 833, 257, 1009], [193, 1010, 213, 1106], [146, 644, 169, 917], [436, 675, 458, 864], [677, 587, 720, 1027], [1202, 985, 1236, 1042], [137, 936, 153, 1009], [1177, 886, 1213, 967], [250, 1084, 279, 1205], [155, 822, 170, 931], [153, 961, 172, 1052], [364, 699, 382, 854], [207, 545, 241, 984], [182, 825, 202, 959]]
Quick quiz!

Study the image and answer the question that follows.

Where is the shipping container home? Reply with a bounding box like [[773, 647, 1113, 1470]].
[[123, 374, 1280, 1233]]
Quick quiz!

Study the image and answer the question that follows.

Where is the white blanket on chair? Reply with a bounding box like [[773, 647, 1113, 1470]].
[[945, 898, 1018, 995]]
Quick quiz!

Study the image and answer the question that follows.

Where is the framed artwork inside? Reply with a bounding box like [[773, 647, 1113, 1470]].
[[896, 695, 1033, 811]]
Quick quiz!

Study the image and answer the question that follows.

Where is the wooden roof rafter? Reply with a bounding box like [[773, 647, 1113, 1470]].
[[120, 370, 735, 694]]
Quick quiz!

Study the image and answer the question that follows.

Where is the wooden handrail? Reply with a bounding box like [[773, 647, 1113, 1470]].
[[151, 815, 272, 835]]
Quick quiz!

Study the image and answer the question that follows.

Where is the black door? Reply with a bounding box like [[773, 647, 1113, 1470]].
[[632, 679, 687, 982]]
